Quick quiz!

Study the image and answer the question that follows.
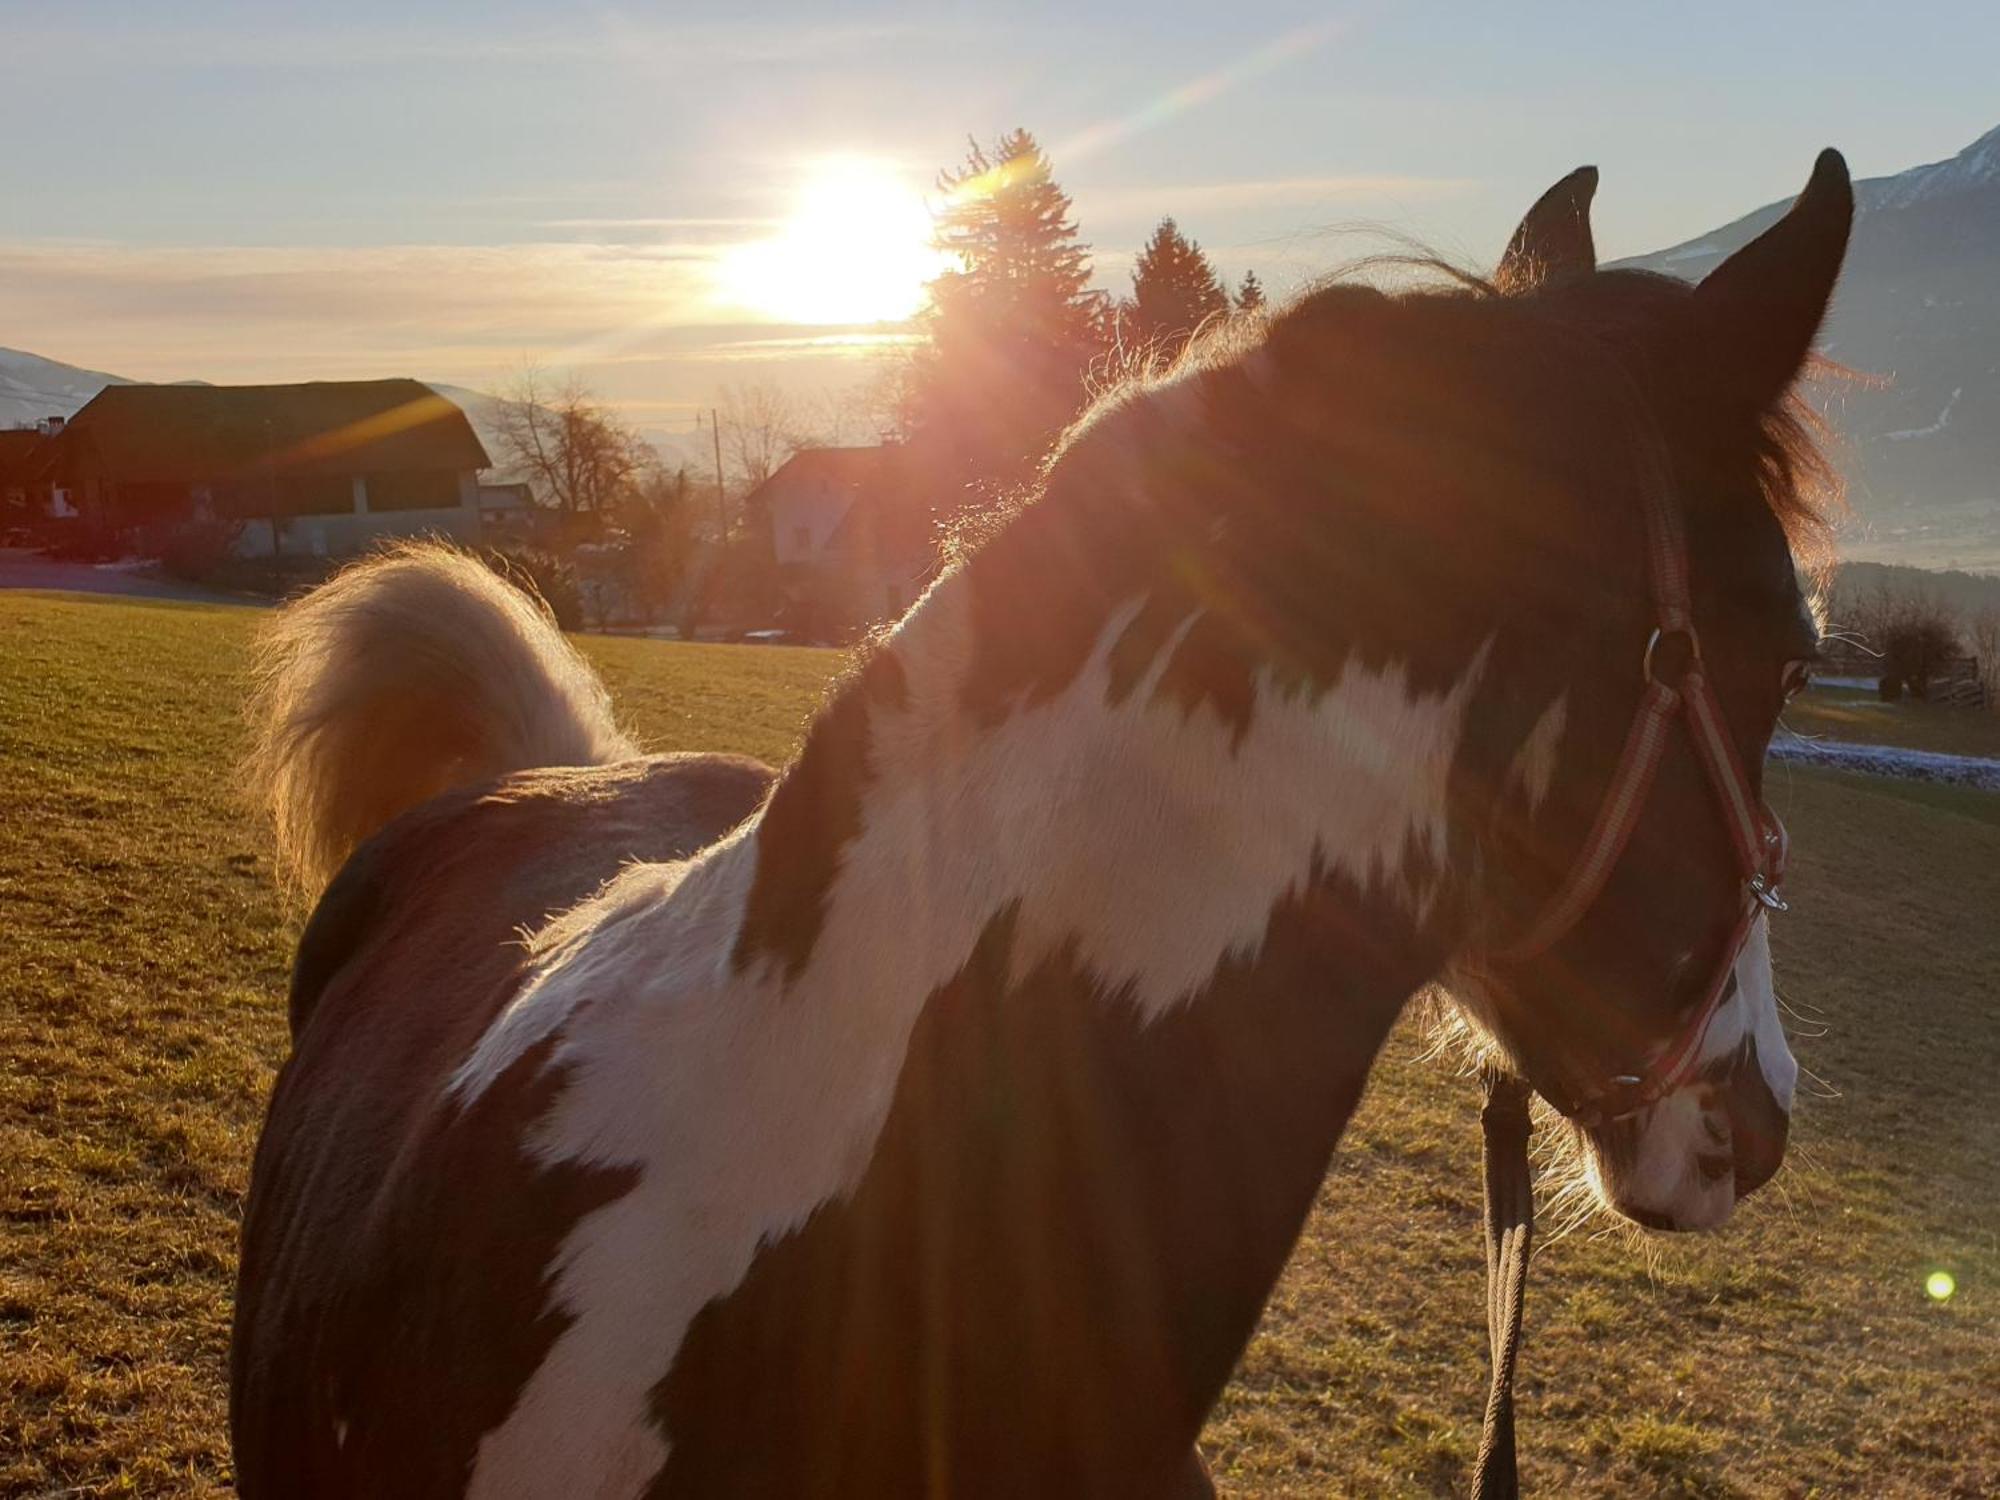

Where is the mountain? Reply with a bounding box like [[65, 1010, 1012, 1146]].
[[0, 346, 133, 429], [1620, 124, 2000, 573], [0, 351, 708, 483]]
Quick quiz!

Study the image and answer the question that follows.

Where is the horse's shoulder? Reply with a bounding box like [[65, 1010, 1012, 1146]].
[[288, 752, 775, 1039]]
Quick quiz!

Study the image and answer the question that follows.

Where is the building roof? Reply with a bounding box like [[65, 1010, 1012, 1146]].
[[42, 379, 489, 484], [755, 444, 937, 563]]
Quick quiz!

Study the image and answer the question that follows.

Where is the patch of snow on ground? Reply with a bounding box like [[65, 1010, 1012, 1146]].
[[1771, 734, 2000, 793]]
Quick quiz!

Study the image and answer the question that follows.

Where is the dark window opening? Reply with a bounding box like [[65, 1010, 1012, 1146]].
[[365, 470, 461, 512]]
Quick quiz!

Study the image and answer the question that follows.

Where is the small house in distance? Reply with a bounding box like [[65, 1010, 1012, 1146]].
[[40, 379, 491, 557], [755, 444, 938, 639], [0, 427, 53, 532]]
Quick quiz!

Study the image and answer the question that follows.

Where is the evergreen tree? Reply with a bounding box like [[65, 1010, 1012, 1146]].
[[1127, 218, 1228, 358], [905, 129, 1106, 493], [1235, 269, 1266, 312]]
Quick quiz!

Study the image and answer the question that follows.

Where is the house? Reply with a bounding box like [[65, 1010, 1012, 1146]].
[[38, 379, 492, 558], [0, 427, 51, 531], [754, 445, 938, 637]]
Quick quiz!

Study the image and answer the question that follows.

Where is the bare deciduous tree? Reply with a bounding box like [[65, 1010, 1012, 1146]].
[[716, 379, 808, 493], [1846, 582, 1963, 701], [1967, 606, 2000, 710], [495, 367, 653, 522]]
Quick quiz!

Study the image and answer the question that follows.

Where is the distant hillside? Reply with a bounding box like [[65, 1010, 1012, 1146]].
[[1620, 125, 2000, 574], [0, 347, 132, 428]]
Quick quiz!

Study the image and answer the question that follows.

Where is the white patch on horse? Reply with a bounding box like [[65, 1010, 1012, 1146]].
[[1587, 919, 1796, 1230], [460, 581, 1485, 1498], [1507, 694, 1568, 812], [449, 857, 705, 1104], [1588, 1088, 1734, 1230], [1683, 914, 1797, 1107]]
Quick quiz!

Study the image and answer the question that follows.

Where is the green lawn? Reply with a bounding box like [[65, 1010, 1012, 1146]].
[[2, 589, 1994, 1497], [1783, 684, 2000, 759]]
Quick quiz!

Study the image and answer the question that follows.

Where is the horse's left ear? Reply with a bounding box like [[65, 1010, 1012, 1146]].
[[1692, 148, 1853, 412], [1496, 166, 1598, 291]]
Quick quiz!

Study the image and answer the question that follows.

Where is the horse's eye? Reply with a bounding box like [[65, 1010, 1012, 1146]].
[[1781, 660, 1813, 701]]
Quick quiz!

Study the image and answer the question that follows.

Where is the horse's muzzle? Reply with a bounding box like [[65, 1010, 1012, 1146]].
[[1724, 1037, 1789, 1197]]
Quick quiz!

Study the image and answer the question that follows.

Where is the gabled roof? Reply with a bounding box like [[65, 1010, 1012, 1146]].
[[765, 446, 895, 491], [43, 379, 489, 483], [754, 444, 937, 562]]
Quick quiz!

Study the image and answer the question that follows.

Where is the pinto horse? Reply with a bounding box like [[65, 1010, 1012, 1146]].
[[232, 154, 1851, 1497]]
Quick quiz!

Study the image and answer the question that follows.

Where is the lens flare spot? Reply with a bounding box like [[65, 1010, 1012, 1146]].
[[1925, 1270, 1956, 1302]]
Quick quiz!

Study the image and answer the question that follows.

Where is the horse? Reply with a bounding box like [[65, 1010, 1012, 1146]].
[[230, 151, 1851, 1497]]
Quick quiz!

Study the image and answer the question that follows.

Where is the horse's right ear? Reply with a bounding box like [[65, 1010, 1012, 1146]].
[[1691, 148, 1852, 415], [1495, 166, 1599, 291]]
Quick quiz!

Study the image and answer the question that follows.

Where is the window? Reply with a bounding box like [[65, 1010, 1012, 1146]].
[[278, 475, 354, 516], [364, 470, 461, 512]]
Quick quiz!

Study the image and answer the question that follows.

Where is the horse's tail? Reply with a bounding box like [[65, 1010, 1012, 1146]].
[[245, 542, 635, 896]]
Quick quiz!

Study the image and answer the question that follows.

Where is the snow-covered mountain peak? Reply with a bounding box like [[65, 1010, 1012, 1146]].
[[1869, 122, 2000, 210]]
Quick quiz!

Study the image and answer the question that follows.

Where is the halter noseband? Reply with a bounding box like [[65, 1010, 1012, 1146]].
[[1487, 481, 1789, 1128]]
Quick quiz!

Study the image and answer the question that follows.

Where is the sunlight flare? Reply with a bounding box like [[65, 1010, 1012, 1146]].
[[717, 158, 947, 326]]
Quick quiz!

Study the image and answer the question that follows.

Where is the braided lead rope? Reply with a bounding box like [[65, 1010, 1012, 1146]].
[[1472, 1073, 1536, 1500]]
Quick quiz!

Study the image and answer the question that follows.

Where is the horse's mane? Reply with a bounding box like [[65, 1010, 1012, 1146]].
[[1046, 254, 1845, 586]]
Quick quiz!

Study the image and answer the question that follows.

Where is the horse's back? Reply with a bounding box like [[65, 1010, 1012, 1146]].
[[231, 751, 772, 1497]]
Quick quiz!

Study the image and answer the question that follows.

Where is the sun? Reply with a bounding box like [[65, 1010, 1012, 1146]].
[[718, 159, 947, 326]]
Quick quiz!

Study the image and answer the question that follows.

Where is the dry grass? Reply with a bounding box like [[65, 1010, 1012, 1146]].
[[1782, 684, 2000, 759], [1, 589, 1994, 1497]]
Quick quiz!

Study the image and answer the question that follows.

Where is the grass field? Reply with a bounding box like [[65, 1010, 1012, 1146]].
[[2, 589, 1995, 1498], [1783, 684, 2000, 759]]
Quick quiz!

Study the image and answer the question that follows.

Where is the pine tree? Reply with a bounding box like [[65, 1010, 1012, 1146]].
[[929, 129, 1097, 352], [905, 130, 1106, 491], [1128, 218, 1228, 358], [1235, 270, 1266, 312]]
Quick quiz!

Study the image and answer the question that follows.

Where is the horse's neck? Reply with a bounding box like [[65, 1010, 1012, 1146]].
[[736, 579, 1482, 1021], [711, 575, 1479, 1358]]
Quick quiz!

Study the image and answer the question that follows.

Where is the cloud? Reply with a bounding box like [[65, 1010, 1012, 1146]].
[[0, 17, 917, 73], [531, 217, 784, 232], [0, 237, 909, 412]]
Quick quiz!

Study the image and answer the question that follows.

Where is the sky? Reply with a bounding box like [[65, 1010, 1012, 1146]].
[[3, 0, 1996, 446]]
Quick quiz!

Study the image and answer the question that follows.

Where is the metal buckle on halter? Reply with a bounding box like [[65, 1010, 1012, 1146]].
[[1748, 873, 1788, 913], [1641, 624, 1701, 687]]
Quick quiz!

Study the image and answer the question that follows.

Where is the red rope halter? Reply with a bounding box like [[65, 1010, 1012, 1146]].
[[1491, 483, 1789, 1126]]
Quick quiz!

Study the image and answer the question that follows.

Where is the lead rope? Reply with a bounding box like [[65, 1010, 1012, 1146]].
[[1472, 1072, 1535, 1500]]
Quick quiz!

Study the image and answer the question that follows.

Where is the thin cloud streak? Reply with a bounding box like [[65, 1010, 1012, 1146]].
[[0, 238, 910, 403], [0, 18, 918, 73], [532, 217, 784, 231]]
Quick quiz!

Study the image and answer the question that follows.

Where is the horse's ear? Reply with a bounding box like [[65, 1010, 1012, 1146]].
[[1496, 166, 1598, 291], [1691, 148, 1852, 413]]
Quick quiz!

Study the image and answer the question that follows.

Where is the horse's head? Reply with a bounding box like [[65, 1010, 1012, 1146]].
[[1436, 153, 1851, 1230], [976, 152, 1846, 1232]]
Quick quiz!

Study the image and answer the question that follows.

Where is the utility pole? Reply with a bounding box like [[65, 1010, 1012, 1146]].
[[264, 415, 282, 581], [708, 407, 726, 545]]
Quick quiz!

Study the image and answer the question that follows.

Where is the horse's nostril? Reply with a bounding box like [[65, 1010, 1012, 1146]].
[[1732, 1116, 1787, 1196], [1726, 1046, 1790, 1198]]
